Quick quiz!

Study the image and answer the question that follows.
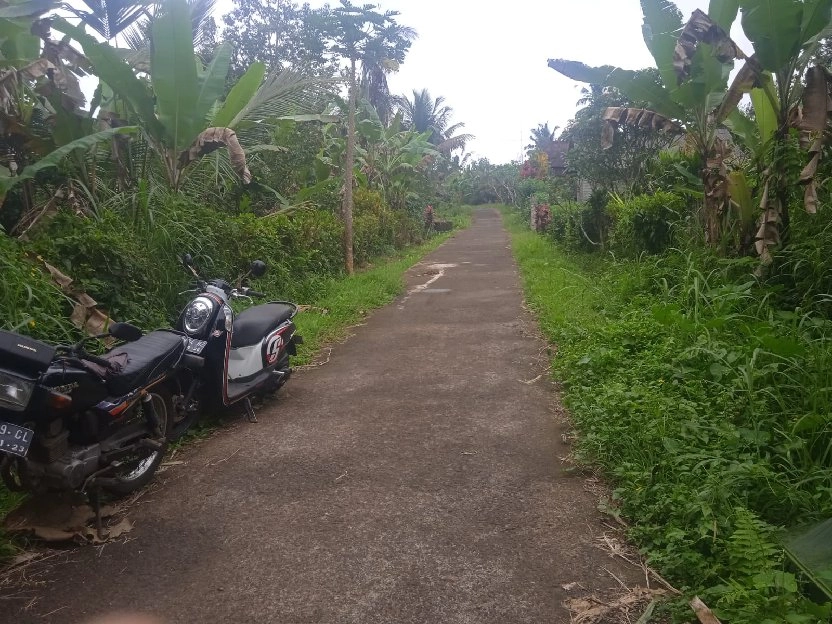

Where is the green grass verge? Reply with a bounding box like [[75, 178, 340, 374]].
[[501, 206, 832, 623], [0, 223, 465, 564]]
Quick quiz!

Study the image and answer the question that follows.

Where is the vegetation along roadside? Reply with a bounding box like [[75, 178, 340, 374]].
[[503, 206, 832, 623]]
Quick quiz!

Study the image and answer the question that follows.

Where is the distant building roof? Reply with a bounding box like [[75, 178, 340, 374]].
[[544, 140, 571, 170]]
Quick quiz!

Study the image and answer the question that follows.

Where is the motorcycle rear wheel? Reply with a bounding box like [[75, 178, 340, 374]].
[[104, 388, 172, 496]]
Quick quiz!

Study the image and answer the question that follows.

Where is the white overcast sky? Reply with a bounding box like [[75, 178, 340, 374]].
[[209, 0, 750, 164]]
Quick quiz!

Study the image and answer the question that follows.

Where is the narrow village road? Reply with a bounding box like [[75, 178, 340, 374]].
[[6, 208, 639, 623]]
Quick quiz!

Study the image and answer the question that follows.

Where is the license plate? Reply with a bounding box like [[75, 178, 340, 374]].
[[0, 421, 34, 458]]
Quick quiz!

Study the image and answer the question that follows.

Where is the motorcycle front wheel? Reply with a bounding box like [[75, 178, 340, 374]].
[[104, 388, 172, 496]]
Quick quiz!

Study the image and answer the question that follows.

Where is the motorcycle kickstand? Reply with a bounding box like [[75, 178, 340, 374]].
[[243, 397, 257, 423], [88, 487, 109, 541]]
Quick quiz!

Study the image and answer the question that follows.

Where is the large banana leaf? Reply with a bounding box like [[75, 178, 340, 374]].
[[739, 0, 809, 71], [0, 16, 40, 60], [151, 0, 201, 152], [801, 0, 832, 44], [211, 61, 266, 128], [783, 518, 832, 600], [725, 109, 761, 153], [727, 169, 756, 227], [750, 83, 777, 145], [708, 0, 740, 30], [641, 0, 684, 91], [52, 19, 164, 142], [547, 59, 685, 119], [545, 58, 616, 85], [196, 42, 232, 127]]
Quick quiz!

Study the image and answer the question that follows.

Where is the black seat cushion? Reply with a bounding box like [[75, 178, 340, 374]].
[[105, 330, 185, 397], [231, 304, 295, 348]]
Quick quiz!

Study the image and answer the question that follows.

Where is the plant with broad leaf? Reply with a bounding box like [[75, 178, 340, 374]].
[[53, 0, 333, 193], [548, 0, 832, 262]]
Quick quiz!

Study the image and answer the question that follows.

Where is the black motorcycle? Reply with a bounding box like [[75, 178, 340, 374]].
[[174, 255, 302, 425], [0, 323, 201, 514]]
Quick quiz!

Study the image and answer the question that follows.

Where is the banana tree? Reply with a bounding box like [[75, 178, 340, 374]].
[[357, 107, 440, 210], [550, 1, 736, 245], [0, 0, 144, 227], [550, 0, 832, 258], [54, 0, 332, 192], [732, 0, 832, 261], [550, 0, 775, 248]]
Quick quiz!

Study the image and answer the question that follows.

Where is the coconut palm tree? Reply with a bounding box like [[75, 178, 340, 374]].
[[526, 123, 558, 153], [359, 22, 417, 126], [393, 88, 472, 154]]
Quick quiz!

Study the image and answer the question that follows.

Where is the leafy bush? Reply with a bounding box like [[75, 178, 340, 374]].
[[767, 207, 832, 318], [608, 191, 684, 256], [0, 233, 76, 342], [10, 188, 424, 340], [546, 200, 607, 252], [30, 211, 170, 328], [505, 209, 832, 622]]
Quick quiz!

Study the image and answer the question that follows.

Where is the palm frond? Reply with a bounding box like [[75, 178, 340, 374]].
[[225, 70, 338, 128], [122, 0, 216, 52], [65, 0, 153, 40], [437, 133, 473, 154]]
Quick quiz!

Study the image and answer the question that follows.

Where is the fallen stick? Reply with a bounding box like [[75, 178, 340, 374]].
[[690, 596, 721, 624]]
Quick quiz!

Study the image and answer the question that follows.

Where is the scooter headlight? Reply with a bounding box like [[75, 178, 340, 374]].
[[183, 297, 215, 335]]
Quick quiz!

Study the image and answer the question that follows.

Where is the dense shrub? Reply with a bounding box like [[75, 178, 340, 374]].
[[30, 211, 169, 329], [767, 207, 832, 318], [608, 191, 685, 256], [0, 233, 76, 342], [508, 212, 832, 622], [547, 200, 607, 252], [9, 191, 423, 340]]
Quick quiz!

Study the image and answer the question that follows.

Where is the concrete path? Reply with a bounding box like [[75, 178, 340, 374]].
[[5, 208, 639, 623]]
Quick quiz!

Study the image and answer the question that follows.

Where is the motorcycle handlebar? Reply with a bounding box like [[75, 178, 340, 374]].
[[246, 290, 266, 298]]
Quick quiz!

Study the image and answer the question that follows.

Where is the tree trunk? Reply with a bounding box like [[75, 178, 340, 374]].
[[701, 147, 727, 248], [341, 56, 357, 275]]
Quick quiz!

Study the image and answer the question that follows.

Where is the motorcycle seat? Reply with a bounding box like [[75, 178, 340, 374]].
[[104, 330, 186, 397], [231, 303, 295, 348]]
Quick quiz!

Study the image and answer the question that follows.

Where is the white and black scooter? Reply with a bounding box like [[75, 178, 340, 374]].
[[174, 255, 302, 426]]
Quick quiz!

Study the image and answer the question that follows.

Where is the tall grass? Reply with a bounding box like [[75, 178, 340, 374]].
[[503, 207, 832, 623]]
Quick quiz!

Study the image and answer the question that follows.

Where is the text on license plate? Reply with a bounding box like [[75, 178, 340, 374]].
[[0, 421, 34, 458]]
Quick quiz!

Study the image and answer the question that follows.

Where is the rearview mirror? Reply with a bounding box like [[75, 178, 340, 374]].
[[182, 253, 194, 267], [109, 322, 143, 342], [250, 260, 267, 278]]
